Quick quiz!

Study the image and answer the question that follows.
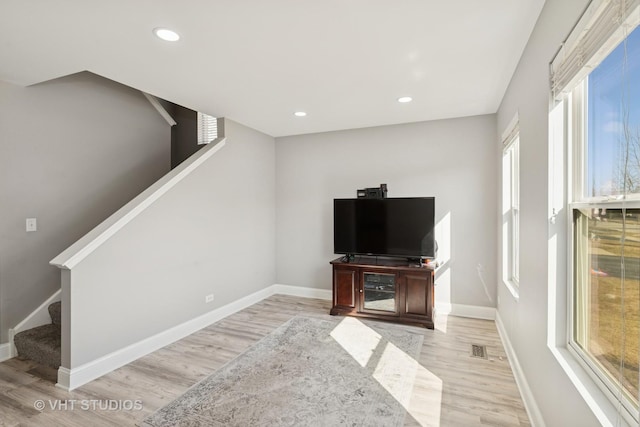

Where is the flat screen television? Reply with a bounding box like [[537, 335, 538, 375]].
[[333, 197, 435, 259]]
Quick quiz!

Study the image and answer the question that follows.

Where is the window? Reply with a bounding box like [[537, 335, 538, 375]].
[[197, 112, 217, 145], [562, 20, 640, 420], [502, 130, 520, 292]]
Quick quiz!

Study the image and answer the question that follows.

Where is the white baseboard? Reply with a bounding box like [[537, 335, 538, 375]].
[[56, 367, 71, 390], [272, 284, 332, 300], [7, 331, 16, 358], [0, 343, 12, 362], [495, 312, 545, 427], [435, 302, 496, 320], [57, 284, 323, 390], [55, 285, 504, 391]]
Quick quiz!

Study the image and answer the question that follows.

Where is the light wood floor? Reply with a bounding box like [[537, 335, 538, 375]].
[[0, 295, 530, 426]]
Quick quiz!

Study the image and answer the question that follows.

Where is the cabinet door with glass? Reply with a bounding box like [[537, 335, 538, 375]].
[[360, 271, 398, 315]]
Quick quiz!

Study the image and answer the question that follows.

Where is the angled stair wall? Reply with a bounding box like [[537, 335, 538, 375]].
[[0, 73, 172, 347], [50, 119, 276, 390]]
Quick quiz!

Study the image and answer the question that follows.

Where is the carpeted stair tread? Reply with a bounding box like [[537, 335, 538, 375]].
[[48, 301, 61, 327], [14, 324, 61, 369]]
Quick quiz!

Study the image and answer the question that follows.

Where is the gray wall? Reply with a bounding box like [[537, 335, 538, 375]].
[[170, 104, 202, 169], [275, 116, 498, 309], [0, 72, 171, 342], [496, 0, 604, 425], [67, 119, 275, 367]]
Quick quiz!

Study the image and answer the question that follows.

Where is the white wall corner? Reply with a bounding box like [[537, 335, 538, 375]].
[[495, 312, 546, 427], [435, 302, 496, 320], [0, 342, 12, 362]]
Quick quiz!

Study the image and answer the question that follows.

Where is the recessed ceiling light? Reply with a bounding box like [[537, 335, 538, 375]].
[[294, 111, 307, 117], [397, 96, 413, 103], [153, 28, 180, 42]]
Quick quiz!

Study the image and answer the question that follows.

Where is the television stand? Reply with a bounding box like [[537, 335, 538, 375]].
[[330, 256, 434, 329], [341, 254, 356, 263]]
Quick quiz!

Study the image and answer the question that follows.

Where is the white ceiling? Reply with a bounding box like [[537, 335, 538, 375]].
[[0, 0, 545, 137]]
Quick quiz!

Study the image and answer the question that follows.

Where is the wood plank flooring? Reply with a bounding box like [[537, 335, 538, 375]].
[[0, 295, 530, 426]]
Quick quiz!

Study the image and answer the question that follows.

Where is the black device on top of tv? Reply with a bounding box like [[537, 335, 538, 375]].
[[333, 197, 435, 260], [357, 183, 387, 199]]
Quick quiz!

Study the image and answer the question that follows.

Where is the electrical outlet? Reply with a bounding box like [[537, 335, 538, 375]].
[[26, 218, 37, 232], [205, 294, 214, 303]]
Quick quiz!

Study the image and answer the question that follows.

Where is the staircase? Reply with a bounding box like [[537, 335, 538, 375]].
[[14, 301, 61, 369]]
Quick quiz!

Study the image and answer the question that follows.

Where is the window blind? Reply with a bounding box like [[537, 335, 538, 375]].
[[502, 112, 519, 149], [550, 0, 640, 99], [197, 112, 217, 145]]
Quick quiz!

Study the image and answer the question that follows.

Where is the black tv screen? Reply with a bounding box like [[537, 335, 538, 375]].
[[334, 197, 435, 258]]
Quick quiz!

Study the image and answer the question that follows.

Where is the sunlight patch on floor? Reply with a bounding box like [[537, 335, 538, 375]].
[[329, 317, 382, 367], [330, 317, 444, 426], [435, 313, 448, 333], [373, 342, 418, 407], [373, 342, 443, 426]]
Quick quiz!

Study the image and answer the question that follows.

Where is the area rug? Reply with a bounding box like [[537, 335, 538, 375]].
[[143, 316, 424, 427]]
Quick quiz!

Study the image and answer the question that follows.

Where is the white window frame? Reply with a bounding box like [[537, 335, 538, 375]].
[[511, 141, 520, 285], [566, 59, 640, 426], [502, 118, 520, 297], [549, 1, 640, 424]]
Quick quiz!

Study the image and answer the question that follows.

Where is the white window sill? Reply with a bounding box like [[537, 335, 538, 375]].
[[548, 345, 637, 426], [502, 279, 520, 300]]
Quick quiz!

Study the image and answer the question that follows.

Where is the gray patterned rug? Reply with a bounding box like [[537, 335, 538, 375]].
[[143, 315, 424, 427]]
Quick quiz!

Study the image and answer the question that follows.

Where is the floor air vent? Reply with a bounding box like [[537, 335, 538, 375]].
[[471, 344, 487, 359]]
